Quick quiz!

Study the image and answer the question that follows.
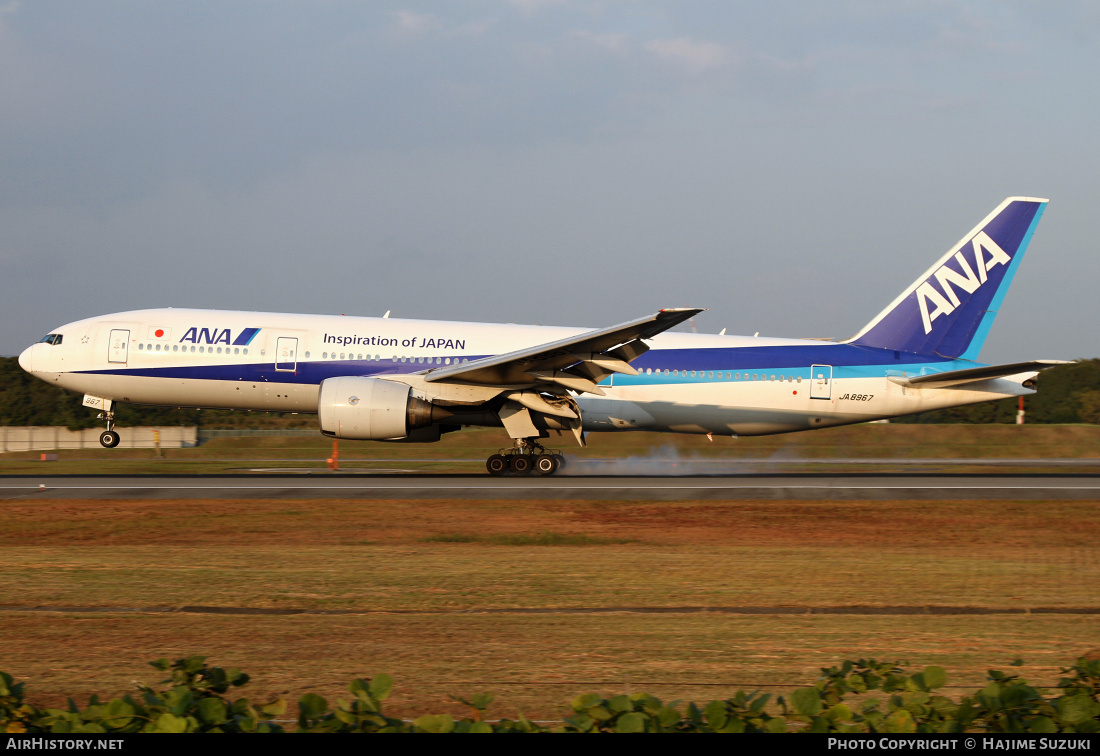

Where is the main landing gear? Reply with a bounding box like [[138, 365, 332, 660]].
[[97, 411, 120, 448], [486, 438, 565, 476]]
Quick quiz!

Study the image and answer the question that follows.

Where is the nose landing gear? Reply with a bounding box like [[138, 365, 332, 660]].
[[97, 411, 121, 448], [485, 438, 565, 476]]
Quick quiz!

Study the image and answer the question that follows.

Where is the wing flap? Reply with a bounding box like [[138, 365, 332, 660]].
[[422, 308, 702, 390], [530, 370, 605, 396]]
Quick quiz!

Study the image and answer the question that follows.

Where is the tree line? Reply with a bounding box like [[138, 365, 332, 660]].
[[0, 357, 308, 430], [894, 358, 1100, 425], [1, 356, 1098, 430]]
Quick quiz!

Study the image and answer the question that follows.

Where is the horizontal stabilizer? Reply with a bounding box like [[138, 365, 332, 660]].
[[888, 360, 1071, 389]]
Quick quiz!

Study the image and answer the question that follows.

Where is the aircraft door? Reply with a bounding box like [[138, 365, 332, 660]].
[[276, 337, 298, 372], [810, 364, 832, 400], [108, 329, 129, 364]]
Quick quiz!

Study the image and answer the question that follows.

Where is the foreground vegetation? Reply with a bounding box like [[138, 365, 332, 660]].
[[3, 655, 1098, 733]]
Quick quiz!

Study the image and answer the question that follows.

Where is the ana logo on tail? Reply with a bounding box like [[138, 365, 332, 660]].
[[915, 231, 1011, 334]]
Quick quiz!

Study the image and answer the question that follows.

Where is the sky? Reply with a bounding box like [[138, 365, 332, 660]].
[[2, 1, 1097, 363]]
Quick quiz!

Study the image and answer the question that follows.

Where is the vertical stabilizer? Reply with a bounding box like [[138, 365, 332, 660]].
[[846, 197, 1047, 360]]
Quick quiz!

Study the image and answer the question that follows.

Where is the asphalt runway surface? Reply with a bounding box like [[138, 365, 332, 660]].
[[2, 473, 1099, 500]]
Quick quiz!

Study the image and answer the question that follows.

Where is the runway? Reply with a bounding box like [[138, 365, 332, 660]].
[[2, 473, 1099, 500]]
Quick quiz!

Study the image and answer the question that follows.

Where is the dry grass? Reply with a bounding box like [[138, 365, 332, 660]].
[[0, 491, 1097, 717], [2, 613, 1096, 719], [0, 496, 1097, 611], [1, 423, 1099, 474]]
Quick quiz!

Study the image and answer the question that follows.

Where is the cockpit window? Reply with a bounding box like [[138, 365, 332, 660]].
[[38, 334, 63, 345]]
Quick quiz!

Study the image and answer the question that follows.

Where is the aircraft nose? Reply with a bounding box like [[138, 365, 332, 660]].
[[18, 344, 36, 373]]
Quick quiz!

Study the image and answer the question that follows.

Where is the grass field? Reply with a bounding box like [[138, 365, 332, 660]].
[[1, 423, 1100, 475], [1, 483, 1097, 718]]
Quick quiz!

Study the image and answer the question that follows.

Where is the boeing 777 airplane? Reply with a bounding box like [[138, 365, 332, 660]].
[[18, 197, 1066, 474]]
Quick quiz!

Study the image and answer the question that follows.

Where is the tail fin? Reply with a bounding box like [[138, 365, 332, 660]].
[[846, 197, 1048, 361]]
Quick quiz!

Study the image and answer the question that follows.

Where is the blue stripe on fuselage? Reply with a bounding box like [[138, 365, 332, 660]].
[[630, 343, 945, 371], [75, 359, 407, 385], [72, 343, 968, 386]]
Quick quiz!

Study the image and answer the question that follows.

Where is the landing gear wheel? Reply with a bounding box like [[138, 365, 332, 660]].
[[509, 455, 533, 475], [486, 454, 508, 476], [99, 430, 120, 448], [553, 453, 566, 470], [534, 454, 558, 475]]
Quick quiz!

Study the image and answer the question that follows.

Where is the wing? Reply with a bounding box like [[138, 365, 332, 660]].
[[421, 308, 703, 396], [888, 360, 1072, 389]]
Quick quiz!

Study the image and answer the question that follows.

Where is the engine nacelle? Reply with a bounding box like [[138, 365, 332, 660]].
[[318, 376, 436, 440]]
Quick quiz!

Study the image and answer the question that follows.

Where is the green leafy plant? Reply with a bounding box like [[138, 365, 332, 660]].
[[3, 655, 1099, 733]]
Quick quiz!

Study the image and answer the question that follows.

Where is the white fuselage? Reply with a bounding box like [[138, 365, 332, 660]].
[[18, 308, 1034, 438]]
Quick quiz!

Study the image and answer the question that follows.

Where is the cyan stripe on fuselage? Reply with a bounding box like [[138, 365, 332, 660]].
[[72, 342, 969, 387]]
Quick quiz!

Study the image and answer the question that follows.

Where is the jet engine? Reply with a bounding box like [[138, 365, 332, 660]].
[[318, 376, 446, 440]]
